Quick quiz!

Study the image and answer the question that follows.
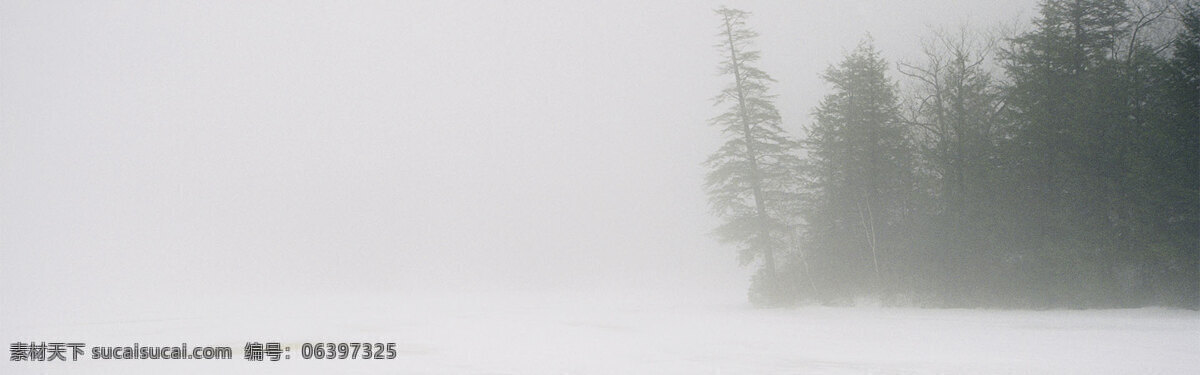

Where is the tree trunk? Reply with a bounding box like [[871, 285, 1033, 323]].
[[722, 14, 776, 282]]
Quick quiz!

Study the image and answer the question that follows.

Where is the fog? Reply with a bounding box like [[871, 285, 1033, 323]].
[[3, 0, 732, 305], [5, 1, 1197, 373], [2, 0, 1037, 304]]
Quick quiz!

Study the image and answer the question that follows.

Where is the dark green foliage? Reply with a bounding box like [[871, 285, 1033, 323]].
[[997, 0, 1136, 306], [989, 0, 1197, 307], [799, 39, 918, 302]]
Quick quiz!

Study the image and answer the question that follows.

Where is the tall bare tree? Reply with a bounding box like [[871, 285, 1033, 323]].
[[898, 26, 1007, 304]]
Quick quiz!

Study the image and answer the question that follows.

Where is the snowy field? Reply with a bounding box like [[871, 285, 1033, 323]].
[[4, 290, 1198, 374]]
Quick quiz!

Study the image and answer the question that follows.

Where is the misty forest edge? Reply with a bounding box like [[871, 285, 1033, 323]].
[[705, 1, 1200, 309]]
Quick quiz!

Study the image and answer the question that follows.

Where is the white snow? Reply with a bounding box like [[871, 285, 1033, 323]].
[[4, 290, 1198, 374]]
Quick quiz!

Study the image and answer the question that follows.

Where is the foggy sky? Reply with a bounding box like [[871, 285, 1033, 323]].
[[1, 0, 1037, 321]]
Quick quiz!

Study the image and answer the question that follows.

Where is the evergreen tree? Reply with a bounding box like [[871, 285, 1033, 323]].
[[1124, 2, 1200, 307], [999, 0, 1197, 307], [801, 39, 915, 302], [1000, 0, 1133, 306], [706, 7, 804, 306]]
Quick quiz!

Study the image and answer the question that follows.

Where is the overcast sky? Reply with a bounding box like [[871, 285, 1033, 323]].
[[2, 0, 1038, 321]]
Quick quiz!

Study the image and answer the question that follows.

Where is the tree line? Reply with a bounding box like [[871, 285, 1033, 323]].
[[706, 0, 1199, 309]]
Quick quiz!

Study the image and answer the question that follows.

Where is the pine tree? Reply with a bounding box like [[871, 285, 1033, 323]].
[[801, 39, 915, 302], [706, 7, 804, 306], [1000, 0, 1133, 306], [1124, 2, 1200, 307], [998, 0, 1197, 307]]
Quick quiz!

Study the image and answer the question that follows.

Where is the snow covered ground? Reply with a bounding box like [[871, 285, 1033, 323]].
[[4, 290, 1198, 374]]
